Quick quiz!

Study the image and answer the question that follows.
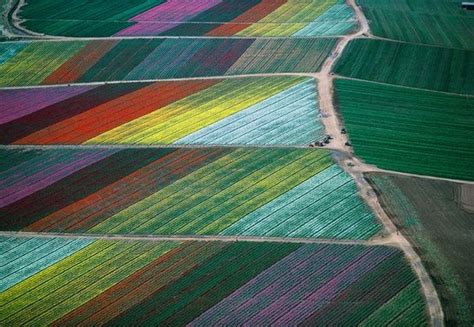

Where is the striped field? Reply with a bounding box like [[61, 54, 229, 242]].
[[0, 38, 336, 86], [334, 39, 474, 95], [0, 148, 381, 240], [367, 173, 474, 324], [335, 78, 474, 181], [0, 237, 429, 326], [358, 0, 474, 50], [19, 0, 357, 37], [0, 77, 325, 145]]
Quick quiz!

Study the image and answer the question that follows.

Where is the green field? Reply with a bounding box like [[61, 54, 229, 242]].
[[334, 39, 474, 95], [20, 0, 163, 36], [358, 0, 474, 50], [334, 78, 474, 181], [368, 173, 474, 325]]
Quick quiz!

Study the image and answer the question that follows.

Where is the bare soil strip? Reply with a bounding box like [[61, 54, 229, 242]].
[[0, 230, 373, 246]]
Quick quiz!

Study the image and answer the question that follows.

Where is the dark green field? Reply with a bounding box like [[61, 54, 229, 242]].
[[334, 39, 474, 95], [358, 0, 474, 50], [334, 78, 474, 181], [20, 0, 164, 36]]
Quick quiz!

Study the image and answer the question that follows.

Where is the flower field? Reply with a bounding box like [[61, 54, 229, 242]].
[[367, 173, 474, 325], [0, 38, 336, 86], [0, 148, 380, 239], [334, 39, 474, 95], [0, 77, 325, 145], [0, 237, 428, 326], [19, 0, 357, 37], [334, 78, 474, 181], [358, 0, 474, 50], [0, 0, 447, 324]]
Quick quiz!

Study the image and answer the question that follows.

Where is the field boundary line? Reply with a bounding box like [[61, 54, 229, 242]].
[[1, 34, 347, 41], [336, 76, 474, 98], [356, 34, 474, 52], [0, 73, 320, 90], [367, 169, 474, 185], [0, 231, 375, 246], [20, 18, 348, 25], [0, 144, 311, 150], [4, 34, 471, 52], [0, 72, 474, 98], [1, 72, 471, 100]]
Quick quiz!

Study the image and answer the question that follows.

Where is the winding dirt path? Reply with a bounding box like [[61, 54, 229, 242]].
[[5, 0, 44, 37], [317, 0, 444, 325]]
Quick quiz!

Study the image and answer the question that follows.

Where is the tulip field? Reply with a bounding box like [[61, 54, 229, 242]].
[[0, 77, 325, 145], [0, 148, 380, 240], [0, 0, 453, 324], [0, 38, 336, 86], [18, 0, 357, 37], [0, 237, 427, 326]]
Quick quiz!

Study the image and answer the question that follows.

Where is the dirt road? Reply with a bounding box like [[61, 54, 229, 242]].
[[316, 0, 444, 325]]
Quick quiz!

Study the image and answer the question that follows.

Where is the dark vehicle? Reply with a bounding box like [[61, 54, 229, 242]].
[[462, 2, 474, 9]]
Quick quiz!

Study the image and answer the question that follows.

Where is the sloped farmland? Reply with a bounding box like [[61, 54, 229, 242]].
[[0, 148, 380, 240], [19, 0, 357, 37], [0, 237, 428, 326], [0, 77, 325, 146], [0, 38, 336, 86]]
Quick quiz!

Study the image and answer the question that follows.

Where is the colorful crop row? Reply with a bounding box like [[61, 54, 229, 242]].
[[357, 0, 474, 50], [334, 39, 474, 95], [19, 0, 357, 37], [0, 148, 380, 240], [367, 173, 474, 325], [0, 77, 325, 145], [0, 38, 336, 86], [0, 237, 428, 326], [334, 78, 474, 181]]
